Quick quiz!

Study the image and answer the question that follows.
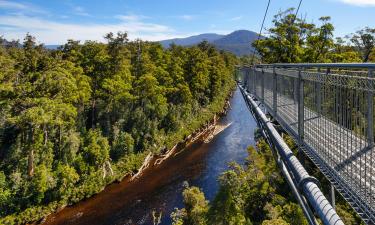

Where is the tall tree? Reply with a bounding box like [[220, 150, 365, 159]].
[[350, 27, 375, 62], [304, 16, 334, 62], [253, 8, 314, 63]]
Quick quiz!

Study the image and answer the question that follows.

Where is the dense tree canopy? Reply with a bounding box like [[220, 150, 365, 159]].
[[252, 8, 373, 64], [0, 32, 237, 224]]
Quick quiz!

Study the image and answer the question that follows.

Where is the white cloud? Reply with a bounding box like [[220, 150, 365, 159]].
[[115, 14, 149, 21], [0, 0, 48, 14], [72, 6, 90, 17], [177, 15, 196, 21], [229, 16, 243, 21], [0, 0, 26, 9], [0, 14, 185, 44], [337, 0, 375, 6]]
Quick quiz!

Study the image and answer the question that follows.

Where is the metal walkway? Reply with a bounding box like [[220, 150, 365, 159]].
[[238, 63, 375, 224]]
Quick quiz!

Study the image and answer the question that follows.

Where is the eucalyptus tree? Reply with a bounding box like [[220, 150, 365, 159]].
[[304, 16, 335, 62], [253, 8, 314, 63], [350, 27, 375, 62]]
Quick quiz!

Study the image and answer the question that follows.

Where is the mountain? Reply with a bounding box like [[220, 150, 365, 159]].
[[6, 30, 259, 55], [213, 30, 259, 56], [159, 30, 260, 56], [160, 33, 224, 48], [45, 45, 61, 50], [1, 40, 60, 50]]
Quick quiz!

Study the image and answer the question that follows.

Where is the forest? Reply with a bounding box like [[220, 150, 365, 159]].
[[0, 33, 238, 224]]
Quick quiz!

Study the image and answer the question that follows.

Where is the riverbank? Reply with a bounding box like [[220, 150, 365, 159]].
[[35, 88, 256, 225], [16, 90, 231, 225], [38, 87, 256, 225], [128, 99, 233, 183], [40, 97, 233, 225], [42, 119, 232, 225]]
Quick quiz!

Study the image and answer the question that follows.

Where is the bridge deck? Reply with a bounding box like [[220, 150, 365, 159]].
[[261, 88, 375, 213]]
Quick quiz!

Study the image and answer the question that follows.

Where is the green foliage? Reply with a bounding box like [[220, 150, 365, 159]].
[[349, 27, 375, 62], [208, 167, 250, 225], [111, 131, 134, 161], [253, 8, 374, 64], [172, 186, 212, 225], [0, 32, 237, 224], [82, 129, 110, 169], [173, 140, 306, 225], [0, 171, 11, 216], [182, 186, 209, 225], [54, 164, 80, 201], [261, 218, 288, 225], [30, 165, 55, 204]]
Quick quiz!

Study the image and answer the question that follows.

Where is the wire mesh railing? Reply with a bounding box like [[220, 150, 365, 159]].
[[237, 63, 375, 224]]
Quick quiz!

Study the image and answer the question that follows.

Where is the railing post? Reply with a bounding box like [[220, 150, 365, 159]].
[[245, 69, 249, 91], [298, 67, 304, 140], [368, 69, 374, 148], [273, 66, 278, 116], [317, 68, 322, 115], [331, 184, 336, 209], [246, 69, 251, 92], [262, 68, 265, 101], [253, 67, 256, 95], [241, 68, 247, 87], [294, 76, 298, 104]]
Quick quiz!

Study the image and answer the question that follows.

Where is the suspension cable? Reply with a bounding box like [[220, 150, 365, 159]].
[[292, 0, 303, 24], [288, 0, 303, 62], [250, 0, 271, 65]]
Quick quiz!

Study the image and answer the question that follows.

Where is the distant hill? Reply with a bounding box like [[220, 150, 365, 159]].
[[159, 30, 260, 56], [4, 30, 260, 55], [160, 33, 224, 48], [1, 40, 60, 50], [213, 30, 259, 56], [45, 45, 61, 50]]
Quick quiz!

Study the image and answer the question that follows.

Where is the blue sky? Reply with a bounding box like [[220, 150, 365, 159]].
[[0, 0, 374, 44]]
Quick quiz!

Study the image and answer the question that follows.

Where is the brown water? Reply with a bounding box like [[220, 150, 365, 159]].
[[43, 88, 257, 225]]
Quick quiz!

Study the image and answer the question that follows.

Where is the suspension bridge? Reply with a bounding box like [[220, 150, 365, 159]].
[[237, 64, 375, 225]]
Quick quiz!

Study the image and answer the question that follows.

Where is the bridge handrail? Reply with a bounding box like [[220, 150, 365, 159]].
[[241, 63, 375, 69]]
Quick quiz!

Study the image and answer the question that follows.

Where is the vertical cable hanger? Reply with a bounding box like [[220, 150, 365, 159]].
[[250, 0, 272, 65], [288, 0, 303, 62], [292, 0, 303, 24]]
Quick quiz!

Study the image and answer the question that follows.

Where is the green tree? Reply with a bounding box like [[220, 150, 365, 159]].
[[180, 186, 209, 225], [30, 165, 54, 204], [82, 129, 110, 170], [185, 46, 211, 105], [350, 27, 375, 62], [304, 16, 335, 62], [80, 41, 109, 128], [261, 218, 288, 225], [54, 164, 79, 201], [111, 131, 134, 161], [253, 8, 313, 63], [0, 171, 11, 216], [208, 167, 250, 225]]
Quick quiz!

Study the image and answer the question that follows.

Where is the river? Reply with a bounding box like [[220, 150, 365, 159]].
[[43, 88, 257, 225]]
